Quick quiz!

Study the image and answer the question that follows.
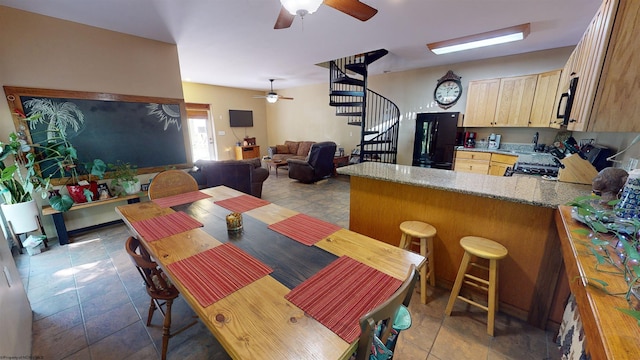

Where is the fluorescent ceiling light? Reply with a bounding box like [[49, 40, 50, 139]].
[[427, 23, 530, 55]]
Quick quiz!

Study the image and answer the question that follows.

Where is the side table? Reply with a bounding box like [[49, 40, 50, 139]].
[[332, 156, 350, 176]]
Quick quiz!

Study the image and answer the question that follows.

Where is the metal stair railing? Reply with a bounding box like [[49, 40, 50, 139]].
[[329, 54, 399, 164]]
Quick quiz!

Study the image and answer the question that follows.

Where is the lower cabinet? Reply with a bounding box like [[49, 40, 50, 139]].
[[454, 151, 518, 176], [488, 153, 518, 176], [454, 151, 491, 174]]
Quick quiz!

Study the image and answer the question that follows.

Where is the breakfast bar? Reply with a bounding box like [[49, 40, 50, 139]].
[[338, 162, 592, 328]]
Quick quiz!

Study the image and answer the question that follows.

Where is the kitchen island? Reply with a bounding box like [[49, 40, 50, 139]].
[[338, 162, 592, 328]]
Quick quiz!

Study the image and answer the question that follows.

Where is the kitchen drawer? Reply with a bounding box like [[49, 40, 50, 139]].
[[454, 159, 490, 174], [490, 153, 518, 165], [455, 150, 492, 161]]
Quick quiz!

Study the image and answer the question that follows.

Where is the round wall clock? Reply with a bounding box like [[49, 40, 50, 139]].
[[434, 70, 462, 109]]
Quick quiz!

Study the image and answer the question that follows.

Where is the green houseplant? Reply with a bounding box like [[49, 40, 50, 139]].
[[109, 161, 140, 196], [568, 195, 640, 323]]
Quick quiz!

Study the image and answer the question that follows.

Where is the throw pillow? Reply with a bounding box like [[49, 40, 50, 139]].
[[297, 141, 314, 157], [285, 140, 299, 155], [276, 144, 289, 154]]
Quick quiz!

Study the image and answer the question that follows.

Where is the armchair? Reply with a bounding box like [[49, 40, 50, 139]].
[[287, 141, 337, 183]]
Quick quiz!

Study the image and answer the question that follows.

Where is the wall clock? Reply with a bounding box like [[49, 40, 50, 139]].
[[434, 70, 462, 109]]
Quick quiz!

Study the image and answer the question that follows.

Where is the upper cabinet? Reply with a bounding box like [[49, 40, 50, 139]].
[[494, 75, 538, 127], [531, 70, 562, 127], [565, 0, 640, 132], [463, 79, 500, 127]]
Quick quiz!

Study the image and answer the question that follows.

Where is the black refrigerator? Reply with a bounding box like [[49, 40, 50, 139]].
[[412, 112, 460, 169]]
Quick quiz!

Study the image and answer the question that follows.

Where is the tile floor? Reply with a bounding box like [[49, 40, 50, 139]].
[[16, 170, 563, 359]]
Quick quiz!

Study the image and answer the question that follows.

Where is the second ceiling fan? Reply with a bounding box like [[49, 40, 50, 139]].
[[274, 0, 378, 29], [253, 79, 294, 103]]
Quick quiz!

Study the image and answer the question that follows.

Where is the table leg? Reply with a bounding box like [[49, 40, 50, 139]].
[[52, 213, 69, 245]]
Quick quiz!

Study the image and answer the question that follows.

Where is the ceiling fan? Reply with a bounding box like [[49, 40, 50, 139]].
[[253, 79, 294, 103], [274, 0, 378, 29]]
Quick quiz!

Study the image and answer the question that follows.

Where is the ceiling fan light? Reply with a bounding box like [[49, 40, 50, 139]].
[[280, 0, 324, 17], [266, 93, 279, 103]]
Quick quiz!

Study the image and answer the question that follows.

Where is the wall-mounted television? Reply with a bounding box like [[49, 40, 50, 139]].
[[229, 109, 253, 127]]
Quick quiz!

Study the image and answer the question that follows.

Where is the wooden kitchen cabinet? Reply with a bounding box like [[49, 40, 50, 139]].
[[494, 75, 538, 127], [235, 145, 260, 160], [488, 153, 518, 176], [530, 69, 561, 127], [454, 150, 491, 174], [564, 0, 640, 132], [463, 79, 500, 127]]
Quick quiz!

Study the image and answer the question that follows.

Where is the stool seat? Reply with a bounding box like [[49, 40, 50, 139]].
[[460, 236, 508, 260], [399, 221, 437, 304], [399, 221, 437, 239], [445, 236, 508, 336]]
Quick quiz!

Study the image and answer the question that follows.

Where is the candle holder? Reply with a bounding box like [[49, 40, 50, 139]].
[[226, 212, 243, 232]]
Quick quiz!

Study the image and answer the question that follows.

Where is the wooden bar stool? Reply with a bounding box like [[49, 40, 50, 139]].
[[444, 236, 508, 336], [399, 220, 436, 304]]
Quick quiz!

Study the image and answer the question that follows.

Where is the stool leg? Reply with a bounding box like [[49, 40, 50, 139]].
[[419, 237, 427, 304], [427, 236, 436, 286], [445, 251, 471, 316], [399, 233, 410, 249], [487, 259, 498, 336]]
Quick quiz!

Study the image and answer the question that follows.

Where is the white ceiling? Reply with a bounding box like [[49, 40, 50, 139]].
[[0, 0, 601, 92]]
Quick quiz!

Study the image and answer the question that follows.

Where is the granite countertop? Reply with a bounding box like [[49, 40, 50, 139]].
[[337, 162, 592, 208]]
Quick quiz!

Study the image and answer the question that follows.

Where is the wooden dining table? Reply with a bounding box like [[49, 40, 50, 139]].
[[115, 185, 424, 359]]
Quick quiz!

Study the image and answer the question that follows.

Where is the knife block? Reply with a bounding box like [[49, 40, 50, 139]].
[[558, 155, 599, 185]]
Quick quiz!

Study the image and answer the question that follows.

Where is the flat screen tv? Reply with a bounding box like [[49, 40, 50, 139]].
[[229, 110, 253, 127]]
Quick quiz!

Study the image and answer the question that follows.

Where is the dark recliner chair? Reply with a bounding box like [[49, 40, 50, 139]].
[[287, 141, 337, 183]]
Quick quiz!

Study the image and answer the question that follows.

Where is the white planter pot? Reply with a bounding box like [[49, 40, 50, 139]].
[[1, 199, 40, 233], [122, 180, 141, 195]]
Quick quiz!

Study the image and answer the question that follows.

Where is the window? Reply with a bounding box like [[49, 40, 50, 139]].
[[186, 103, 216, 161]]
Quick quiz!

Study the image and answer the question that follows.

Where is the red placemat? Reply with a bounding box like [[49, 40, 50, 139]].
[[268, 213, 341, 246], [131, 211, 203, 242], [152, 190, 212, 208], [285, 256, 402, 343], [214, 194, 270, 213], [167, 243, 273, 307]]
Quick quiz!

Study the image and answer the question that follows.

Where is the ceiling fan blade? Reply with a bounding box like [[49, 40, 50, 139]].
[[274, 6, 295, 29], [278, 96, 294, 100], [323, 0, 378, 21]]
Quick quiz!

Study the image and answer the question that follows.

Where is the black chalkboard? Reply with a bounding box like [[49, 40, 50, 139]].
[[4, 87, 190, 182]]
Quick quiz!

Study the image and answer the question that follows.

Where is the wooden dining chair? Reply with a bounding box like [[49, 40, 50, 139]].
[[125, 237, 197, 360], [354, 264, 418, 360], [148, 169, 199, 200]]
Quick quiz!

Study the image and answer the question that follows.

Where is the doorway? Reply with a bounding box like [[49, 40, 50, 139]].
[[186, 103, 217, 161]]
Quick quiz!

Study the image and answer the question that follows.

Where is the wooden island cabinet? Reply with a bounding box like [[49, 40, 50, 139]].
[[339, 162, 592, 329]]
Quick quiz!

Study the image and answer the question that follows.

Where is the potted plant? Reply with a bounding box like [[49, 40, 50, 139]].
[[21, 98, 106, 204], [109, 161, 140, 196]]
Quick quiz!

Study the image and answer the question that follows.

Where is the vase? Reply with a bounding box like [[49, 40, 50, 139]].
[[66, 181, 99, 203], [0, 199, 40, 233], [122, 180, 141, 195], [615, 169, 640, 219]]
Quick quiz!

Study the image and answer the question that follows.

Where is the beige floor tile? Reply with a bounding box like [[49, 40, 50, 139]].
[[89, 322, 152, 359], [32, 323, 87, 359]]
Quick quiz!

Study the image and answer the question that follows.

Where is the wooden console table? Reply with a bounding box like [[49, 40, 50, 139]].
[[235, 145, 260, 160], [556, 205, 640, 359], [42, 194, 141, 245]]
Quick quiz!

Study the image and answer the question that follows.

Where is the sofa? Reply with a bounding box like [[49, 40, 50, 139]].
[[288, 142, 337, 184], [190, 158, 269, 198], [268, 140, 316, 162]]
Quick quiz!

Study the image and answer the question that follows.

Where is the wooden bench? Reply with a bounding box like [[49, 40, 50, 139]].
[[42, 194, 141, 245]]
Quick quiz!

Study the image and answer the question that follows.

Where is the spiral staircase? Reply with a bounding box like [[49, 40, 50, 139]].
[[329, 49, 400, 164]]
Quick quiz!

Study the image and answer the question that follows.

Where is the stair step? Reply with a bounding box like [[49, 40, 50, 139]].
[[330, 101, 363, 107], [345, 62, 367, 76], [361, 149, 396, 155], [347, 121, 362, 126], [363, 140, 392, 145], [332, 76, 365, 87], [360, 49, 389, 65], [330, 90, 364, 97], [337, 111, 363, 117], [363, 130, 379, 135]]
